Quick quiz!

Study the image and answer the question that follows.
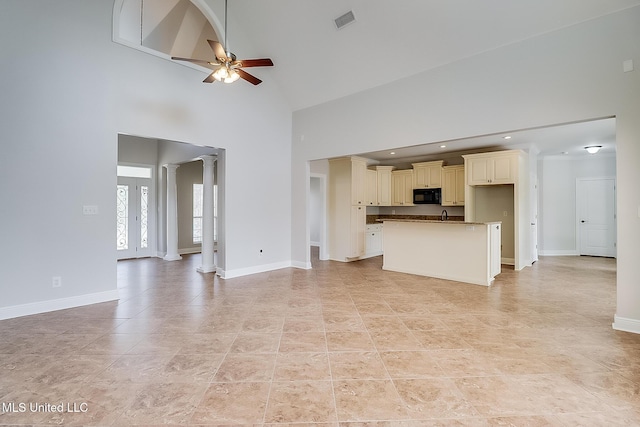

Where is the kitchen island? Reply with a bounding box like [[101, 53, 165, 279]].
[[381, 219, 501, 286]]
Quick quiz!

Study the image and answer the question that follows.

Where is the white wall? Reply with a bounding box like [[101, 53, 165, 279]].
[[0, 0, 292, 317], [309, 177, 321, 246], [291, 7, 640, 332], [539, 154, 617, 255], [177, 160, 203, 252]]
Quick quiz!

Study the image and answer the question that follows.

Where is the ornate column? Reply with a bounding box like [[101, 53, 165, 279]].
[[163, 163, 182, 261], [197, 155, 217, 273]]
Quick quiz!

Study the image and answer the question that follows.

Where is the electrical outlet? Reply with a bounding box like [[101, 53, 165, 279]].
[[503, 211, 508, 217], [52, 276, 62, 288], [392, 210, 396, 214]]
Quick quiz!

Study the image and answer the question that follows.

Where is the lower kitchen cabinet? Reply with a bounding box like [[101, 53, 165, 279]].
[[364, 224, 383, 258], [349, 206, 366, 258]]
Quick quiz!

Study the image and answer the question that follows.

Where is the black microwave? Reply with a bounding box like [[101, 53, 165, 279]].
[[413, 188, 441, 204]]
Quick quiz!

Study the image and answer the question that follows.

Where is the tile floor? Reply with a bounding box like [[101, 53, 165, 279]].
[[1, 252, 640, 426]]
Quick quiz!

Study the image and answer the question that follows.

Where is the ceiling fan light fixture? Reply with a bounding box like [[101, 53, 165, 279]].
[[213, 65, 239, 83], [585, 145, 602, 154]]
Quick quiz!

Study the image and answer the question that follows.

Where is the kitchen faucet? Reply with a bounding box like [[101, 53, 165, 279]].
[[441, 209, 448, 221]]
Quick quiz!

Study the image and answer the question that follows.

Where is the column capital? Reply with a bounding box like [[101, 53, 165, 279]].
[[163, 163, 180, 171], [199, 155, 217, 165]]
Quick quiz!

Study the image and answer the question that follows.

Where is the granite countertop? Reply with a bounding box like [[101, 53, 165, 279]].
[[377, 218, 502, 226], [366, 214, 464, 224]]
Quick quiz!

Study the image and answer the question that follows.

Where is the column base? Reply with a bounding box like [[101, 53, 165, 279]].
[[197, 265, 217, 273], [163, 254, 183, 261]]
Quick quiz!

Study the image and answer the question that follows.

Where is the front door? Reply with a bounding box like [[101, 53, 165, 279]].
[[117, 176, 152, 259], [577, 178, 616, 257]]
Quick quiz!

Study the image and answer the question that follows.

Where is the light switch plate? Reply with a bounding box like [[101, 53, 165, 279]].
[[623, 59, 634, 72], [83, 205, 99, 215]]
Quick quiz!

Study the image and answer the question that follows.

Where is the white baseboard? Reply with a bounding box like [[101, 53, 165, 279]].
[[501, 257, 515, 265], [360, 251, 383, 260], [538, 250, 580, 256], [179, 247, 202, 255], [291, 260, 312, 270], [217, 261, 295, 279], [613, 315, 640, 335], [0, 290, 120, 321]]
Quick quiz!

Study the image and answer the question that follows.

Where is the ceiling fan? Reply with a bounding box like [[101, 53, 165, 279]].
[[171, 0, 273, 85]]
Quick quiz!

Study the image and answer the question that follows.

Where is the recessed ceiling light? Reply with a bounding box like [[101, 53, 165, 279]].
[[561, 151, 569, 155], [389, 151, 396, 155], [440, 145, 446, 148], [585, 145, 602, 154], [503, 136, 512, 140]]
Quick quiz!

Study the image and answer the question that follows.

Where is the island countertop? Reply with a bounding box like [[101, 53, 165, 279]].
[[381, 220, 502, 286], [378, 218, 502, 226]]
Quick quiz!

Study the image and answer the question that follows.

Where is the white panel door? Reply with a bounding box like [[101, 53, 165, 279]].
[[577, 178, 616, 257], [117, 177, 152, 259]]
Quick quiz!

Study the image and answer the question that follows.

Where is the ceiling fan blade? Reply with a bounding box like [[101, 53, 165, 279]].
[[237, 68, 262, 85], [203, 71, 217, 83], [171, 56, 218, 69], [208, 40, 228, 62], [237, 58, 274, 68]]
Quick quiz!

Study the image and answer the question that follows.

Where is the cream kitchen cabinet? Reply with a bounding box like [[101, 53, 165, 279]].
[[328, 156, 369, 261], [391, 169, 415, 206], [375, 166, 394, 206], [366, 169, 378, 206], [365, 166, 394, 206], [412, 160, 443, 188], [463, 149, 530, 272], [364, 224, 383, 258], [465, 152, 516, 185], [350, 206, 366, 257], [441, 165, 465, 206], [350, 157, 368, 205]]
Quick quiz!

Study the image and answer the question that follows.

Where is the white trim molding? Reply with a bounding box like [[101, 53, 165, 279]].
[[217, 261, 311, 279], [0, 290, 120, 321], [613, 315, 640, 335], [291, 260, 312, 270], [538, 250, 580, 256]]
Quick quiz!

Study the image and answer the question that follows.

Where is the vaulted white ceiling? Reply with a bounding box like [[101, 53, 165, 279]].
[[131, 0, 636, 157], [226, 0, 640, 111]]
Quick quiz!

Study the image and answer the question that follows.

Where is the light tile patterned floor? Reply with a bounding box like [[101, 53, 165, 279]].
[[1, 252, 640, 426]]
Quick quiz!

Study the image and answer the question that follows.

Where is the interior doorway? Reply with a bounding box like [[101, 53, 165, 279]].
[[310, 174, 328, 260], [577, 177, 616, 257]]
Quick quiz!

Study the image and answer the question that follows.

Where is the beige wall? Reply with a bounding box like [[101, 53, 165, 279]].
[[177, 160, 203, 252]]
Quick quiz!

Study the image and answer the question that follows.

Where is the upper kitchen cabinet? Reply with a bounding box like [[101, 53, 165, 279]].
[[412, 160, 444, 188], [376, 166, 394, 207], [366, 169, 378, 206], [441, 165, 465, 206], [350, 157, 368, 205], [464, 151, 516, 185], [366, 166, 394, 206], [391, 169, 415, 206]]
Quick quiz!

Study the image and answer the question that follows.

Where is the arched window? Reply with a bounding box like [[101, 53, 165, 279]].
[[113, 0, 221, 62]]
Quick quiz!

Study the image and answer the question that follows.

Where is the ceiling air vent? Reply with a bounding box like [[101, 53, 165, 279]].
[[334, 10, 356, 30]]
